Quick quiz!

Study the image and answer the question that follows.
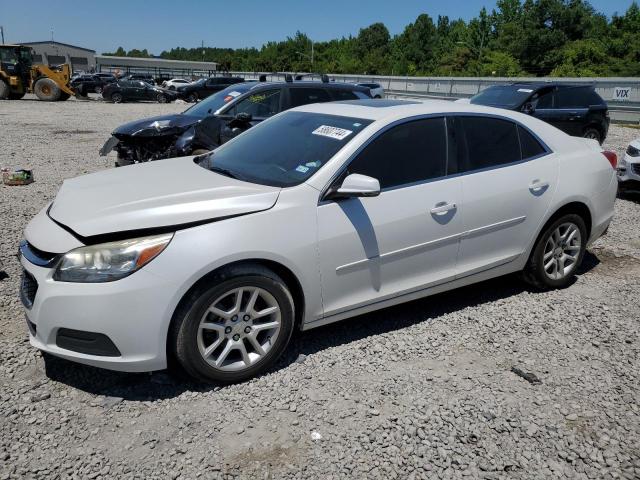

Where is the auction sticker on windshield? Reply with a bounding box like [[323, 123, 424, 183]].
[[312, 125, 353, 141]]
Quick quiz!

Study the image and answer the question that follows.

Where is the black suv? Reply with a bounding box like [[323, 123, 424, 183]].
[[469, 83, 610, 144], [177, 76, 245, 102], [100, 80, 372, 165]]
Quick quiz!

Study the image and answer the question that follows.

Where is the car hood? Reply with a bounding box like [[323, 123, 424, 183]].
[[113, 114, 201, 138], [48, 157, 281, 239]]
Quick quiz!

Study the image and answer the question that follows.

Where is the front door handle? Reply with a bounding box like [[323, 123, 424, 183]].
[[529, 180, 549, 193], [430, 202, 457, 215]]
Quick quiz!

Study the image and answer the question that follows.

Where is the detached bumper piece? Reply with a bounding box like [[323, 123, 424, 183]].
[[56, 328, 121, 357]]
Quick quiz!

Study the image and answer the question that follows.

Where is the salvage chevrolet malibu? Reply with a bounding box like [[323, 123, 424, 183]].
[[19, 99, 617, 383]]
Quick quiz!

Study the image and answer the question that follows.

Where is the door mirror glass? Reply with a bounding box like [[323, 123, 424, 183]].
[[332, 174, 380, 199]]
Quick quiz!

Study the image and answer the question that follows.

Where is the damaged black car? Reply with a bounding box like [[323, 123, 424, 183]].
[[100, 80, 372, 166]]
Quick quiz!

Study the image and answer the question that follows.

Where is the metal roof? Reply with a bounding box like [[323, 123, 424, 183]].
[[20, 41, 96, 53]]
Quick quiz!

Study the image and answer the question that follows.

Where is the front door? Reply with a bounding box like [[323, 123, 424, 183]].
[[317, 117, 464, 319], [451, 115, 558, 277]]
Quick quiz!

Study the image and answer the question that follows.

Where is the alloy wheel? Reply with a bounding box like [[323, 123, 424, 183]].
[[543, 222, 582, 280], [197, 287, 281, 371]]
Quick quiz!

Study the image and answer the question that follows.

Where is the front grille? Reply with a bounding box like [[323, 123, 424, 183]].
[[20, 270, 38, 309], [632, 164, 640, 175]]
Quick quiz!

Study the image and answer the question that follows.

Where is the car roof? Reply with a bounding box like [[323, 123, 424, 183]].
[[248, 80, 369, 92], [504, 82, 595, 90], [291, 98, 553, 123]]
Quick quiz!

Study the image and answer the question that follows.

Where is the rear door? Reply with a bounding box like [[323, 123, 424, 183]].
[[317, 117, 464, 318], [552, 87, 592, 136], [453, 115, 558, 277]]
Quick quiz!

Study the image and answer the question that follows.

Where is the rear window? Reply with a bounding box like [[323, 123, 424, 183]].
[[557, 87, 602, 108], [470, 85, 533, 108]]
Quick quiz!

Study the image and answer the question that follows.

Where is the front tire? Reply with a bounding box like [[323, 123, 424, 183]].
[[157, 93, 168, 103], [523, 214, 587, 290], [186, 92, 198, 103], [34, 78, 62, 101], [111, 92, 124, 103], [171, 265, 295, 384]]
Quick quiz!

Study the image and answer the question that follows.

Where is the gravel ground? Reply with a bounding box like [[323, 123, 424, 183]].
[[1, 95, 639, 479]]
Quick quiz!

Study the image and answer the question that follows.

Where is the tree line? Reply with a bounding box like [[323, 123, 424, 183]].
[[103, 0, 640, 77]]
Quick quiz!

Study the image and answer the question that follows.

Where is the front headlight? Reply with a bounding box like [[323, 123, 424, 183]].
[[53, 233, 173, 283], [626, 144, 640, 157]]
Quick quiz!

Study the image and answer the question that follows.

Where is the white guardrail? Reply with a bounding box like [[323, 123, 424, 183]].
[[231, 72, 640, 124]]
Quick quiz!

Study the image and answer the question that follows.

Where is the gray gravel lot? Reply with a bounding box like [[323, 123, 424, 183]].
[[1, 95, 639, 479]]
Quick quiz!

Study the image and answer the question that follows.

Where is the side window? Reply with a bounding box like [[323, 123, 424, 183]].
[[346, 118, 447, 189], [457, 116, 521, 172], [518, 126, 547, 160], [330, 89, 359, 101], [232, 89, 281, 118], [556, 87, 591, 109], [533, 90, 553, 109], [289, 88, 331, 108]]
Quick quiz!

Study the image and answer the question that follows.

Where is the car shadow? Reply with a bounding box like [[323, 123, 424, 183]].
[[618, 189, 640, 204], [42, 251, 600, 401]]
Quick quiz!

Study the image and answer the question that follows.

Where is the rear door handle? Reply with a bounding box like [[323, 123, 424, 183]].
[[430, 202, 457, 215], [529, 180, 549, 193]]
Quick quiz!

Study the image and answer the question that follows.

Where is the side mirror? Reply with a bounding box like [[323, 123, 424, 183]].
[[235, 112, 252, 123], [329, 174, 380, 199], [522, 102, 535, 115]]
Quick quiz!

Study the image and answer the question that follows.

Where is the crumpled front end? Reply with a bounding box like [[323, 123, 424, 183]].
[[99, 114, 202, 164]]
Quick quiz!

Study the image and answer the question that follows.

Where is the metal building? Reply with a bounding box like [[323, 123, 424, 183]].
[[21, 41, 96, 72]]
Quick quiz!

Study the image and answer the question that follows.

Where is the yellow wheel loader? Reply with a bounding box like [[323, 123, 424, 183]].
[[0, 44, 77, 101]]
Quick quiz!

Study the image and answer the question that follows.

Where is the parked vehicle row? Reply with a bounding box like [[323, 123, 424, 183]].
[[19, 99, 618, 383], [100, 79, 372, 164]]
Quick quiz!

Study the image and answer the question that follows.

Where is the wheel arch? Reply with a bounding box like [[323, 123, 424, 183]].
[[166, 258, 306, 361], [527, 200, 593, 263]]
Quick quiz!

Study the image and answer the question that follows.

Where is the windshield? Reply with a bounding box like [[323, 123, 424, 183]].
[[470, 85, 534, 108], [198, 111, 373, 187], [184, 83, 255, 118]]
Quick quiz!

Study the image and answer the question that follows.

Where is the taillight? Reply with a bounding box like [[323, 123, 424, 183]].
[[602, 150, 617, 169]]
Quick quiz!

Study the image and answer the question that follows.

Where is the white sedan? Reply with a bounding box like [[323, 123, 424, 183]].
[[161, 78, 190, 90], [19, 99, 617, 383], [618, 137, 640, 191]]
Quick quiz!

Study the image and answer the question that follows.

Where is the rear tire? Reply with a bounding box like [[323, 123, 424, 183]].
[[186, 92, 198, 103], [170, 264, 295, 384], [94, 85, 103, 94], [34, 78, 62, 101], [0, 81, 9, 100], [523, 213, 587, 290], [583, 127, 602, 144]]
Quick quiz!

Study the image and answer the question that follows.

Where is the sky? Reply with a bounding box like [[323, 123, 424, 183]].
[[1, 0, 636, 55]]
